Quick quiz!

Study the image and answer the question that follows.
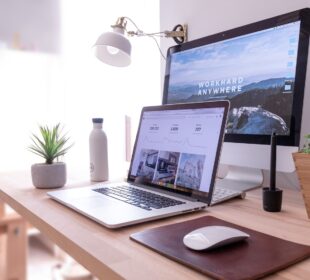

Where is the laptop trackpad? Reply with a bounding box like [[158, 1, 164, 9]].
[[70, 197, 112, 209], [69, 196, 146, 227], [70, 195, 136, 212]]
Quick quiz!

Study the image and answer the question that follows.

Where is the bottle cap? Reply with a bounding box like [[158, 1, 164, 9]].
[[92, 118, 103, 124]]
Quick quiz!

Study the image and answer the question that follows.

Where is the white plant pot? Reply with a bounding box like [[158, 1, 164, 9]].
[[31, 162, 67, 189]]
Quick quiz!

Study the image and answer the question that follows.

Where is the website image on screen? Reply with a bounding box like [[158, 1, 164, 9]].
[[167, 21, 301, 136], [129, 108, 224, 193]]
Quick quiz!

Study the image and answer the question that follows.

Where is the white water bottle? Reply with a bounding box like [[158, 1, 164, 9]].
[[89, 118, 109, 181]]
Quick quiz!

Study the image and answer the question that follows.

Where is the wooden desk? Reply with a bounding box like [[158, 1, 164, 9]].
[[1, 171, 310, 280]]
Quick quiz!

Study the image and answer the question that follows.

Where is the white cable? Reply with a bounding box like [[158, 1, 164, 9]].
[[146, 35, 166, 60], [123, 16, 166, 60]]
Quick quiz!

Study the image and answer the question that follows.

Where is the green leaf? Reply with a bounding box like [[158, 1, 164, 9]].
[[28, 123, 73, 163]]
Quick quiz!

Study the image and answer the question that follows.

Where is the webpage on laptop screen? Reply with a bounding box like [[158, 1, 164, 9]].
[[129, 108, 224, 194]]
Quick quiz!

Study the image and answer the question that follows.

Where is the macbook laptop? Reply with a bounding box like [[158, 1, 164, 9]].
[[48, 101, 240, 228]]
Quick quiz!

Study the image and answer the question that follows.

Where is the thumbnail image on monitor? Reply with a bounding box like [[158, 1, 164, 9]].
[[163, 8, 310, 146]]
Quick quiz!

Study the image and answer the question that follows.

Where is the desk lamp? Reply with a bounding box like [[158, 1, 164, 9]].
[[94, 16, 188, 67]]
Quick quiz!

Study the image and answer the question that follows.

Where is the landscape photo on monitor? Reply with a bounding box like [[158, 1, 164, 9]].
[[167, 21, 300, 136]]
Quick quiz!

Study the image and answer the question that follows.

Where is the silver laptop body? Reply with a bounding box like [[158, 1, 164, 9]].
[[48, 101, 230, 228]]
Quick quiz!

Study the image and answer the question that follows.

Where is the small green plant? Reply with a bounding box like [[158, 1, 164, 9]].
[[301, 134, 310, 154], [29, 123, 73, 164]]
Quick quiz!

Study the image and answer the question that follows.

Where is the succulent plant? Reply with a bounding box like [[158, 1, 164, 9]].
[[29, 123, 73, 164]]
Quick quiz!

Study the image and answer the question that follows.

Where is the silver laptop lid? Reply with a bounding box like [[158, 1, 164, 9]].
[[127, 101, 229, 205]]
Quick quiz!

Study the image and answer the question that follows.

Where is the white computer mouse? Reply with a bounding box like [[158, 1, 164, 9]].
[[183, 225, 250, 251]]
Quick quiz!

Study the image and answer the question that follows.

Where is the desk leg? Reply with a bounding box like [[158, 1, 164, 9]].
[[0, 201, 4, 218], [6, 219, 27, 280]]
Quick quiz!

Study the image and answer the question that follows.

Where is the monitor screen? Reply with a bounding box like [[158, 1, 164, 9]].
[[163, 9, 310, 146]]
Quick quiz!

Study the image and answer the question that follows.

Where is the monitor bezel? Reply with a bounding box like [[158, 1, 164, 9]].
[[162, 8, 310, 146]]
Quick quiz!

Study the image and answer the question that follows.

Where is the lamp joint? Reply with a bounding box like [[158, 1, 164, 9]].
[[111, 17, 127, 30], [165, 24, 188, 44]]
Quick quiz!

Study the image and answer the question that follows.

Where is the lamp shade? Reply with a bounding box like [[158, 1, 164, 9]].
[[94, 27, 131, 67]]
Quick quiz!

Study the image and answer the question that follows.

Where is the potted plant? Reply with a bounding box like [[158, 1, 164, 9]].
[[293, 134, 310, 218], [29, 123, 73, 189]]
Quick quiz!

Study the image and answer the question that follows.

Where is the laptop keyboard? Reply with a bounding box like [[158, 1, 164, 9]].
[[210, 187, 242, 205], [93, 185, 185, 211]]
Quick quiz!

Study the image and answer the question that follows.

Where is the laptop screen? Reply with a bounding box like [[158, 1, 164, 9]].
[[128, 102, 228, 201]]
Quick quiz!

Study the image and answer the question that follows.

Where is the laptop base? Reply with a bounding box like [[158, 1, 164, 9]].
[[215, 165, 263, 192]]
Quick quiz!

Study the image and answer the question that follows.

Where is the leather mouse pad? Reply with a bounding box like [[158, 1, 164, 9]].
[[130, 216, 310, 280]]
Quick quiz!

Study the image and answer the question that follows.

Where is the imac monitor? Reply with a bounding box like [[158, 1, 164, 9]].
[[162, 8, 310, 190]]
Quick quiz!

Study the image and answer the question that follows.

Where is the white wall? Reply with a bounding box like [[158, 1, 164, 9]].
[[160, 0, 310, 55], [0, 1, 160, 181], [60, 0, 161, 180], [160, 0, 310, 188]]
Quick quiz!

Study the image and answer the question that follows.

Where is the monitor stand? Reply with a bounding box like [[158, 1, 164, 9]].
[[215, 165, 263, 192]]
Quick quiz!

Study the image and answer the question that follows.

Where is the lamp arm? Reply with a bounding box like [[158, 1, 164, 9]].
[[122, 16, 142, 34], [116, 16, 187, 44]]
